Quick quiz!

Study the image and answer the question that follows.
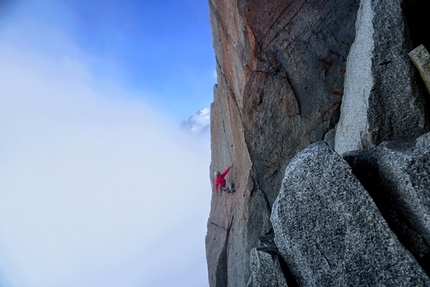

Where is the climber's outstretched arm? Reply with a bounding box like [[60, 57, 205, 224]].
[[221, 166, 232, 177]]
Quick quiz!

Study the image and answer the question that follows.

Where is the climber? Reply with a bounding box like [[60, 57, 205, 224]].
[[214, 165, 235, 193]]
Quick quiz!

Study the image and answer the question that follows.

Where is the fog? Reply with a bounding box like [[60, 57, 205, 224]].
[[0, 34, 211, 287]]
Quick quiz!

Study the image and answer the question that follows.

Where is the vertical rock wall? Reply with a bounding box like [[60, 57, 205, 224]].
[[206, 0, 359, 286], [334, 0, 429, 154]]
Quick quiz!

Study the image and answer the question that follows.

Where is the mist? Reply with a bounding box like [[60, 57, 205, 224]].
[[0, 24, 211, 287]]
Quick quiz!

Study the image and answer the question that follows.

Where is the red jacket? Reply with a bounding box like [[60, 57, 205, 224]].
[[215, 166, 231, 191]]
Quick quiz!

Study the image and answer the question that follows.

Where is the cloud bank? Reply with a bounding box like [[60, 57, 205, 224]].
[[0, 9, 211, 287]]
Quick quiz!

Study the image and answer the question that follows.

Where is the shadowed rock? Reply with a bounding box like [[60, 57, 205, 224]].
[[271, 142, 430, 286], [335, 0, 428, 154], [344, 132, 430, 274], [206, 0, 359, 285], [247, 248, 288, 287]]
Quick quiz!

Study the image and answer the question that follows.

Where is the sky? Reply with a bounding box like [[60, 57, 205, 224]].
[[0, 0, 216, 122], [0, 0, 215, 286]]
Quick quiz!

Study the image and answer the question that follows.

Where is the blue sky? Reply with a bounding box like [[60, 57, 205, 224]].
[[1, 0, 215, 122], [0, 0, 214, 286]]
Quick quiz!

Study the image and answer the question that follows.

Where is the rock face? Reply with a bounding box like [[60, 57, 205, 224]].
[[334, 0, 428, 154], [344, 133, 430, 273], [271, 142, 430, 286], [247, 248, 288, 287], [206, 0, 359, 285], [206, 0, 430, 285]]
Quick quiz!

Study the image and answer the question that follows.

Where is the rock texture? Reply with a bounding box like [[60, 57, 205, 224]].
[[206, 0, 359, 285], [206, 83, 254, 287], [271, 142, 430, 286], [334, 0, 428, 154], [344, 132, 430, 273], [206, 0, 430, 286], [247, 248, 288, 287]]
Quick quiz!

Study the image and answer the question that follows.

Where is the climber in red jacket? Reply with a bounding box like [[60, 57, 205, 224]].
[[214, 165, 234, 193]]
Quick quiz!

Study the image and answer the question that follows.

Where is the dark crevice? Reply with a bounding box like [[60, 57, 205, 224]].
[[418, 253, 430, 276], [379, 60, 392, 66], [215, 214, 234, 287], [263, 169, 279, 182], [260, 188, 272, 212], [343, 152, 430, 277], [278, 254, 299, 287], [402, 0, 430, 50], [216, 227, 230, 287], [257, 229, 299, 287], [402, 0, 430, 123], [249, 167, 271, 212], [284, 74, 302, 115]]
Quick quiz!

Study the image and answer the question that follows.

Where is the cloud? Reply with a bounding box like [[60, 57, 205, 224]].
[[0, 12, 210, 287]]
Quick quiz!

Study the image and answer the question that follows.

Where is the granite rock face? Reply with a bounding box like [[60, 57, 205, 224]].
[[334, 0, 429, 154], [271, 142, 430, 286], [206, 0, 359, 285], [344, 132, 430, 273], [206, 0, 430, 286], [247, 248, 288, 287]]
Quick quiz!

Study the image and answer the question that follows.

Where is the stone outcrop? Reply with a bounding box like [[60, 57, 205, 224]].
[[206, 0, 359, 285], [344, 132, 430, 273], [206, 0, 430, 285], [271, 142, 430, 286], [334, 0, 428, 154]]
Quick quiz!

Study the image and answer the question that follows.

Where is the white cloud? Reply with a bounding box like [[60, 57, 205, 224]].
[[212, 69, 217, 79], [0, 17, 210, 287]]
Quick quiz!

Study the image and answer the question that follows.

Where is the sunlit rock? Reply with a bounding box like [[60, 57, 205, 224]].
[[335, 0, 428, 154]]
